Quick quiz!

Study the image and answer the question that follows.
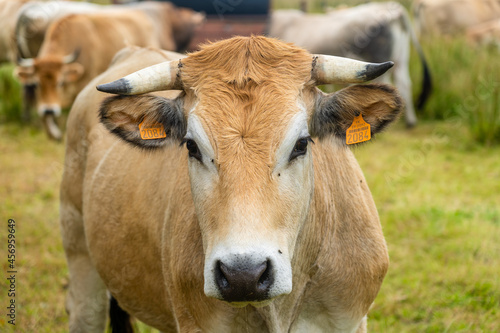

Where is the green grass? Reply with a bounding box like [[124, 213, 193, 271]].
[[0, 65, 23, 123], [354, 120, 500, 332]]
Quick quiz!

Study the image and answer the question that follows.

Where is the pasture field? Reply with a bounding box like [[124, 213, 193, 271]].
[[1, 3, 500, 331]]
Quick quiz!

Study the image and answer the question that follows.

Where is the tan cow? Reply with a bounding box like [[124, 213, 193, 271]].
[[61, 37, 402, 332], [15, 1, 205, 58], [14, 9, 163, 140], [13, 1, 204, 127], [413, 0, 500, 37]]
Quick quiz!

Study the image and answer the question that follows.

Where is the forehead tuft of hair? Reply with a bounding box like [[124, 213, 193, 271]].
[[181, 36, 313, 89], [179, 36, 315, 191]]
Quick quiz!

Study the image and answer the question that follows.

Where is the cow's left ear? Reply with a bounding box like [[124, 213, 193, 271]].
[[13, 66, 35, 84], [310, 84, 403, 143], [99, 95, 186, 149], [63, 63, 84, 82]]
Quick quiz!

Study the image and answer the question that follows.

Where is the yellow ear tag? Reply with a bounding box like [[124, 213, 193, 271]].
[[139, 120, 167, 140], [346, 113, 371, 145]]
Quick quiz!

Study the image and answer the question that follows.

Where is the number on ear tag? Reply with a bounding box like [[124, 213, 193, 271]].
[[139, 120, 167, 140], [346, 114, 371, 145]]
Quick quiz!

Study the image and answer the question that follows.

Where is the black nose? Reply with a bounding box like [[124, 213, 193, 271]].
[[215, 258, 273, 302], [44, 109, 56, 116]]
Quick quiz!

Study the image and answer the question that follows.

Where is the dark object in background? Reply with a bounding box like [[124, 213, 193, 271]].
[[164, 0, 271, 51], [168, 0, 269, 15]]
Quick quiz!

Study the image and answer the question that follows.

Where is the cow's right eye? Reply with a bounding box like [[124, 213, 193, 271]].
[[185, 139, 202, 162]]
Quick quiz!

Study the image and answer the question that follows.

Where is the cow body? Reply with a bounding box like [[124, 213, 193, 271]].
[[467, 19, 500, 49], [413, 0, 500, 37], [269, 2, 431, 127], [61, 37, 401, 332]]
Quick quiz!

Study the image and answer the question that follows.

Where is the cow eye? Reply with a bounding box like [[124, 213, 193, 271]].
[[185, 139, 202, 162], [289, 137, 312, 161]]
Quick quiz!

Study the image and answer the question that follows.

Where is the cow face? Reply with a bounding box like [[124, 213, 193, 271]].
[[15, 54, 84, 118], [98, 36, 402, 306]]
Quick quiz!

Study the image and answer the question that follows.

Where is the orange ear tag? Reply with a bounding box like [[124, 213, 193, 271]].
[[139, 120, 167, 140], [346, 114, 371, 145]]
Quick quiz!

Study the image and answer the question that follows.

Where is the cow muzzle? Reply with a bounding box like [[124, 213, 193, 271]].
[[205, 247, 292, 305], [39, 105, 62, 141]]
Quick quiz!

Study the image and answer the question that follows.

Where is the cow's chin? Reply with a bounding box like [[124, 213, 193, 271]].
[[226, 299, 274, 308]]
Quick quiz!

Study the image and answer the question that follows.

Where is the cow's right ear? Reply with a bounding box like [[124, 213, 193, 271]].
[[13, 66, 35, 84], [99, 95, 186, 149]]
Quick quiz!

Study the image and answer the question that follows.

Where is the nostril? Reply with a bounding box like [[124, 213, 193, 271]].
[[258, 259, 272, 290], [215, 260, 229, 289]]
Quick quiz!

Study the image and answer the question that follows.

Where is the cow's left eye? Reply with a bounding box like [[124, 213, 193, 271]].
[[185, 139, 202, 162], [289, 137, 312, 161]]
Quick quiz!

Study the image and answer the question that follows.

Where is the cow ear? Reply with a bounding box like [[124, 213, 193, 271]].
[[63, 63, 84, 82], [99, 95, 186, 149], [13, 66, 35, 84], [310, 84, 403, 143]]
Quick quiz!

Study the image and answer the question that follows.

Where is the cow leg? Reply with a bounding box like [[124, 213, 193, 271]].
[[61, 201, 108, 333], [22, 83, 36, 123], [393, 61, 417, 128], [356, 316, 367, 333]]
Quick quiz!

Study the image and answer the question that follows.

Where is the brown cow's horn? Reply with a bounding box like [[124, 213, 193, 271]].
[[17, 57, 34, 68], [311, 55, 394, 85], [63, 49, 80, 64], [97, 60, 182, 95]]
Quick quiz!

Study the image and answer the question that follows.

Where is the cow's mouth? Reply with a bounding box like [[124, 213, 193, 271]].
[[42, 111, 62, 141]]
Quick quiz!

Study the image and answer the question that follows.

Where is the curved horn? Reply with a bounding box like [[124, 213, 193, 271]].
[[311, 55, 394, 85], [17, 57, 34, 68], [97, 60, 182, 95], [63, 49, 81, 64]]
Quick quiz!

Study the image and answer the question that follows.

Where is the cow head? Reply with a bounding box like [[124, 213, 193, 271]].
[[15, 50, 83, 140], [97, 37, 401, 306]]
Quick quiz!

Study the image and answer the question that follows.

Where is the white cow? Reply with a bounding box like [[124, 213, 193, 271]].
[[269, 2, 432, 127]]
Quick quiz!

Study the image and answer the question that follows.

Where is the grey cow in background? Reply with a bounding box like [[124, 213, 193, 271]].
[[269, 1, 431, 127]]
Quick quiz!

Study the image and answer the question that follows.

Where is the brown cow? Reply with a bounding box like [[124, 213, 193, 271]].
[[61, 37, 402, 332], [413, 0, 500, 37], [13, 1, 203, 124], [14, 9, 162, 140]]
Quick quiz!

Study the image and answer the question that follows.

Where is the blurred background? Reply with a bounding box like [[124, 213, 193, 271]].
[[0, 0, 499, 332]]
